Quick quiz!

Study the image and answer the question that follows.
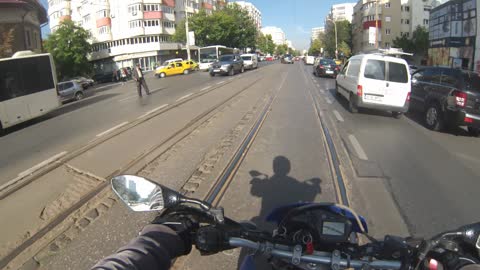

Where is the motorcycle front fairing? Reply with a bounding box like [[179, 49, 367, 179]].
[[265, 202, 368, 234]]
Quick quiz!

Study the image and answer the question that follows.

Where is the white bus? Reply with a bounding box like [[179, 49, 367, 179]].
[[198, 45, 235, 71], [0, 51, 60, 134]]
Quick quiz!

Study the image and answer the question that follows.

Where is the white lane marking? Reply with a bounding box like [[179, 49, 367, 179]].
[[333, 110, 344, 122], [94, 83, 122, 91], [316, 83, 320, 87], [325, 97, 333, 104], [348, 134, 368, 160], [136, 104, 169, 120], [15, 151, 68, 179], [216, 80, 225, 85], [118, 95, 137, 102], [176, 93, 193, 102], [200, 86, 211, 92], [96, 121, 129, 137]]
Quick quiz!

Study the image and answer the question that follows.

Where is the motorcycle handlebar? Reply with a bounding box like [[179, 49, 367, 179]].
[[228, 237, 403, 270]]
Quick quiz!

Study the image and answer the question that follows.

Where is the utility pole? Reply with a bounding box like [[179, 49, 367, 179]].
[[327, 18, 338, 59], [185, 0, 191, 61], [375, 0, 379, 49]]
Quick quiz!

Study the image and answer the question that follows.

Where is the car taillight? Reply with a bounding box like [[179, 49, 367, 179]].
[[465, 117, 473, 123], [357, 85, 363, 96], [406, 92, 411, 102], [453, 90, 467, 107], [319, 65, 324, 69]]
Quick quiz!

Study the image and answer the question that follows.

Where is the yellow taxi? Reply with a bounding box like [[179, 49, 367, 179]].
[[155, 62, 191, 78], [182, 60, 199, 71], [334, 59, 343, 65]]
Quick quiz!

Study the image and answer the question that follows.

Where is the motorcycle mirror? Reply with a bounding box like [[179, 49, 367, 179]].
[[111, 175, 182, 212]]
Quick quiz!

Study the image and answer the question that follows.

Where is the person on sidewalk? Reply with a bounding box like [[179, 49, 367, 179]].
[[133, 63, 150, 97]]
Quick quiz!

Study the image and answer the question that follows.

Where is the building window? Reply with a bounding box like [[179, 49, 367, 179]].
[[405, 32, 410, 37], [423, 19, 429, 25], [96, 9, 109, 18], [144, 4, 160, 11], [98, 26, 110, 35], [163, 21, 175, 28], [26, 30, 31, 47], [404, 19, 409, 24], [385, 29, 391, 35], [385, 2, 390, 8], [128, 4, 142, 14], [161, 6, 174, 14], [129, 20, 143, 28], [385, 16, 391, 22], [385, 42, 390, 48], [424, 6, 431, 12], [83, 14, 91, 24]]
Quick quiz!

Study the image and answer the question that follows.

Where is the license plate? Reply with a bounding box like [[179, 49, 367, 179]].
[[326, 71, 334, 74], [213, 69, 220, 72], [364, 95, 383, 101]]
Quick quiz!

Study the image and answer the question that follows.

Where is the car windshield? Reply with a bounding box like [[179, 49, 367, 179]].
[[219, 55, 234, 62], [241, 56, 252, 60], [320, 59, 335, 65]]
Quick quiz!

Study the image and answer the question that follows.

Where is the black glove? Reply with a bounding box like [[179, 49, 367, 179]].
[[195, 225, 231, 255], [152, 214, 199, 255]]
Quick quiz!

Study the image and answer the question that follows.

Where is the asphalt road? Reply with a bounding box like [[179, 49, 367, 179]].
[[0, 64, 269, 185], [303, 63, 480, 238]]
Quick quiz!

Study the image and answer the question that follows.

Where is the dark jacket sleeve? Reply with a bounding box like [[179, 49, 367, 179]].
[[91, 224, 185, 270]]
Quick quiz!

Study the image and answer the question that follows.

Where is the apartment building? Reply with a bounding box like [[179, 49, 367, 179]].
[[261, 26, 286, 45], [428, 0, 477, 70], [233, 1, 262, 30], [352, 0, 446, 55], [0, 0, 47, 57], [329, 2, 356, 22], [47, 0, 227, 73], [311, 26, 325, 41]]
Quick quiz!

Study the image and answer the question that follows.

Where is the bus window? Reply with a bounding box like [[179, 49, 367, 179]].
[[18, 55, 55, 95]]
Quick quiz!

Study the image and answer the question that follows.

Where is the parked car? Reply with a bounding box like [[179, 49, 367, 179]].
[[58, 80, 88, 103], [410, 67, 480, 135], [182, 60, 199, 71], [313, 59, 339, 78], [71, 76, 95, 88], [335, 54, 411, 118], [155, 62, 191, 78], [241, 53, 258, 70], [281, 54, 294, 64], [209, 54, 244, 76], [259, 55, 266, 62], [265, 56, 274, 61]]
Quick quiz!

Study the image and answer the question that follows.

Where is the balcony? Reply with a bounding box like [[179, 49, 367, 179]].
[[363, 20, 381, 29], [144, 11, 163, 19], [96, 17, 111, 28], [163, 0, 175, 7], [60, 15, 71, 22], [202, 2, 213, 9]]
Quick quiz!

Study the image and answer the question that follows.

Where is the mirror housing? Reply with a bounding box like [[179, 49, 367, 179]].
[[111, 175, 182, 212]]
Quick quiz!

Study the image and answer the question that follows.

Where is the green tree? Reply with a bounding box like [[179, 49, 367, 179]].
[[411, 26, 428, 53], [275, 44, 288, 55], [392, 35, 415, 53], [44, 20, 92, 80], [255, 33, 275, 54], [172, 4, 257, 49], [0, 24, 15, 58], [337, 41, 351, 58], [308, 37, 324, 56], [324, 20, 351, 58]]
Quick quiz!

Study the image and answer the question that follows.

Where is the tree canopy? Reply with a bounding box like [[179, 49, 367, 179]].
[[308, 37, 324, 56], [256, 33, 275, 54], [275, 44, 288, 55], [44, 20, 92, 80], [0, 25, 15, 58], [324, 20, 352, 58], [392, 26, 429, 54], [173, 4, 257, 49]]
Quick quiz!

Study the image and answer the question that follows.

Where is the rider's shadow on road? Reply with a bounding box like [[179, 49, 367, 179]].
[[236, 156, 322, 269]]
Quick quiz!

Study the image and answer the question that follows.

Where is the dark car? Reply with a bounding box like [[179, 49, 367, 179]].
[[410, 67, 480, 136], [209, 54, 244, 76], [281, 54, 294, 64], [313, 59, 339, 78]]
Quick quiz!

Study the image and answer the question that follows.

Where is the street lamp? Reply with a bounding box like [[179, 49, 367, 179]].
[[184, 0, 191, 61], [326, 17, 338, 59]]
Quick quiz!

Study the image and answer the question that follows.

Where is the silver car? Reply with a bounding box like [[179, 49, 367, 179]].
[[58, 80, 87, 103]]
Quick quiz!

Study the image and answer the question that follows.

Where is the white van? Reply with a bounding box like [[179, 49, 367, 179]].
[[240, 53, 258, 70], [305, 56, 315, 65], [335, 54, 411, 118]]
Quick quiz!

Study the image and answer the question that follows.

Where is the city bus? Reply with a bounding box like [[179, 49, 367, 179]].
[[198, 45, 235, 71], [0, 51, 60, 134]]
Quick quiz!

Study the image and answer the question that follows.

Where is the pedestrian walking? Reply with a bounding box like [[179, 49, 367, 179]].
[[132, 63, 150, 97]]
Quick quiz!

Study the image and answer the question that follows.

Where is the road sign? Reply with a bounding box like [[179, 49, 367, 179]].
[[188, 31, 195, 46]]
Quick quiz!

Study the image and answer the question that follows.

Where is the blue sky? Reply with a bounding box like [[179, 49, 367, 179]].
[[40, 0, 346, 50]]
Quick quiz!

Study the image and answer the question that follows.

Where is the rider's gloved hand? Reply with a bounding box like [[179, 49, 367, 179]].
[[152, 215, 199, 255]]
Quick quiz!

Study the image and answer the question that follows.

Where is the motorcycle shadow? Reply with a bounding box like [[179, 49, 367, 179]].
[[237, 156, 323, 269]]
